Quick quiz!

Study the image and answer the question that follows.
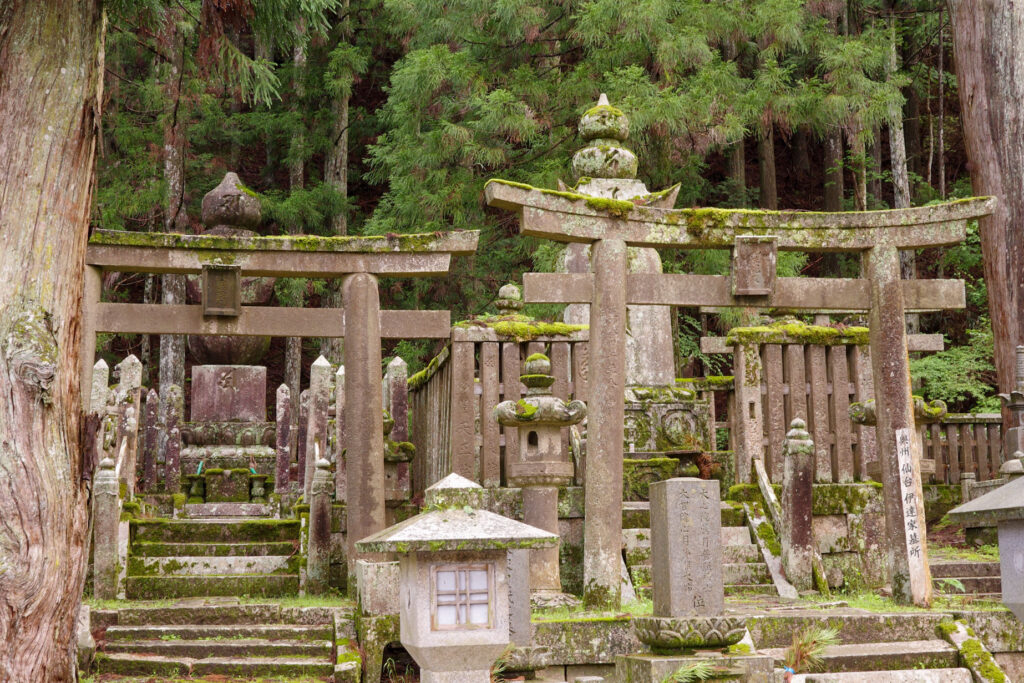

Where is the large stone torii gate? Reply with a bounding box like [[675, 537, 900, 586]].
[[80, 227, 478, 565], [486, 176, 993, 608]]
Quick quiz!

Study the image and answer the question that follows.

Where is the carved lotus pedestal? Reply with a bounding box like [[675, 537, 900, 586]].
[[617, 615, 772, 682], [632, 616, 746, 655]]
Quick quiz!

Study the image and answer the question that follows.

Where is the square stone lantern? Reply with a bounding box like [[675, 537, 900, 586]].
[[355, 474, 558, 683], [948, 476, 1024, 620]]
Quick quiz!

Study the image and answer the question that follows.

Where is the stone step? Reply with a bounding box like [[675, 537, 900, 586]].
[[103, 637, 331, 659], [104, 623, 332, 641], [117, 603, 285, 626], [132, 518, 300, 544], [933, 575, 1002, 594], [182, 503, 276, 518], [931, 561, 1000, 578], [748, 613, 950, 648], [722, 526, 752, 546], [761, 640, 958, 672], [128, 555, 297, 576], [793, 669, 972, 682], [622, 525, 751, 552], [131, 541, 298, 557], [125, 574, 299, 599], [622, 501, 743, 529], [93, 652, 333, 679], [724, 544, 762, 564]]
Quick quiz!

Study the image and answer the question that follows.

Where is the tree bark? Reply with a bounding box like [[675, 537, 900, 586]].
[[870, 125, 883, 208], [0, 1, 102, 679], [824, 129, 844, 211], [320, 3, 351, 365], [937, 10, 945, 199], [159, 5, 188, 416], [949, 0, 1024, 417], [758, 127, 778, 210], [848, 126, 867, 211], [727, 141, 747, 207]]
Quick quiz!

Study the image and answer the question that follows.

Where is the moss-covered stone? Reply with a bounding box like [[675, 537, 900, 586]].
[[727, 320, 870, 347], [812, 482, 884, 516]]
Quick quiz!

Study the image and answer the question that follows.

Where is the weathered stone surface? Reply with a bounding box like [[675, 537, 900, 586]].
[[746, 612, 951, 649], [202, 172, 261, 228], [782, 419, 815, 590], [940, 617, 1009, 682], [615, 651, 772, 683], [507, 549, 531, 646], [650, 478, 723, 618], [307, 458, 333, 594], [305, 356, 332, 496], [761, 640, 957, 672], [93, 458, 120, 600], [191, 365, 267, 422], [275, 383, 291, 497], [632, 615, 746, 652], [531, 617, 639, 664], [76, 605, 95, 673], [355, 560, 399, 616]]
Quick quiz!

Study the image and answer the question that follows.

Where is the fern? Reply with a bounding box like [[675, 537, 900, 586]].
[[783, 623, 841, 673]]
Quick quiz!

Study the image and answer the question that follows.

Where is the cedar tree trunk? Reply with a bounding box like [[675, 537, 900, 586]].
[[0, 1, 102, 680], [949, 1, 1024, 409]]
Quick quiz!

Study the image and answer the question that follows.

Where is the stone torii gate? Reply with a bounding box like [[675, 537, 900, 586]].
[[80, 226, 478, 566], [485, 102, 993, 608]]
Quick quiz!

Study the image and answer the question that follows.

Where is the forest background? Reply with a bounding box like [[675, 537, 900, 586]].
[[97, 0, 995, 414]]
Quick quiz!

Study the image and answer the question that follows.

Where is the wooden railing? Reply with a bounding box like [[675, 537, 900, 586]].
[[408, 324, 589, 498], [921, 413, 1003, 484]]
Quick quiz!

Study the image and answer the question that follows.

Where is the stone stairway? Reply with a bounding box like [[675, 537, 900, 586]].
[[127, 516, 301, 599], [94, 601, 342, 680], [931, 560, 1002, 598], [622, 500, 775, 598], [750, 611, 969, 679]]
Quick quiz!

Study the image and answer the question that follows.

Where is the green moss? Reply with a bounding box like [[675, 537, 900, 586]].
[[525, 352, 548, 362], [583, 104, 625, 118], [623, 458, 680, 501], [937, 619, 958, 636], [812, 483, 883, 516], [455, 314, 587, 342], [515, 399, 538, 418], [171, 493, 186, 510], [676, 375, 734, 389], [756, 521, 781, 556], [960, 637, 1006, 682], [727, 642, 753, 655], [726, 321, 870, 347]]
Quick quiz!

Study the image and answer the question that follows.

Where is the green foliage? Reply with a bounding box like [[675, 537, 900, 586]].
[[661, 661, 716, 683], [910, 323, 998, 413], [783, 623, 841, 673]]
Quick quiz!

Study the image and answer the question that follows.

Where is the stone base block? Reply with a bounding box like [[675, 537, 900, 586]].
[[615, 652, 772, 683], [633, 616, 746, 654]]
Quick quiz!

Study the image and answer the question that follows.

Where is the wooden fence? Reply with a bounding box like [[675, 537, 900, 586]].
[[921, 413, 1003, 485], [408, 325, 589, 498]]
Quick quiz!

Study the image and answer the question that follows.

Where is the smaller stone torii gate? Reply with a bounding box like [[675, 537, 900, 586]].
[[485, 98, 994, 609], [80, 220, 478, 566]]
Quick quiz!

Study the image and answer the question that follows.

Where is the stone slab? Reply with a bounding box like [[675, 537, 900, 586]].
[[531, 617, 639, 664], [128, 555, 293, 576], [650, 478, 723, 618], [794, 670, 971, 682], [355, 560, 399, 616], [760, 640, 957, 672], [191, 365, 266, 422], [182, 502, 275, 518], [104, 637, 331, 658], [104, 623, 332, 641], [615, 652, 773, 683], [746, 612, 952, 649], [117, 602, 281, 626]]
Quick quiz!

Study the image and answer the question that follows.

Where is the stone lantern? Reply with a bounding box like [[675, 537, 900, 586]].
[[355, 473, 557, 683], [494, 353, 586, 604], [949, 476, 1024, 621]]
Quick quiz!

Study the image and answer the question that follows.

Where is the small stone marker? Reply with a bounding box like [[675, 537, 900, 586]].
[[190, 365, 266, 422], [781, 419, 814, 590], [649, 477, 723, 618]]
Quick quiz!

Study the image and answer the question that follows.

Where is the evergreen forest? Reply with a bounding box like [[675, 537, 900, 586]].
[[97, 0, 996, 412]]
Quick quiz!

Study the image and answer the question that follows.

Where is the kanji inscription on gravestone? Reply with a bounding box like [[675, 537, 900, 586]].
[[202, 263, 241, 317], [896, 428, 923, 563], [650, 477, 723, 617]]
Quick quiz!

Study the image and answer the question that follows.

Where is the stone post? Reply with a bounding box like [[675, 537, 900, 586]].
[[999, 345, 1024, 459], [307, 457, 333, 594], [114, 354, 142, 497], [866, 244, 932, 606], [305, 356, 332, 497], [386, 357, 409, 442], [781, 419, 814, 590], [296, 389, 309, 497], [163, 385, 183, 493], [141, 388, 159, 492], [93, 457, 120, 600], [275, 384, 292, 498], [90, 359, 109, 414], [335, 364, 347, 499], [584, 237, 627, 609], [343, 272, 385, 567]]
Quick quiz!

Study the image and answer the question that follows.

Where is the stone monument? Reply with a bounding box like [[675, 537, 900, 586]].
[[494, 352, 586, 606]]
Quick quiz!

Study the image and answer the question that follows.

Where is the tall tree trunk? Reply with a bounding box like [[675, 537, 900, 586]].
[[824, 129, 844, 211], [870, 125, 883, 207], [937, 9, 945, 199], [758, 127, 778, 210], [159, 5, 187, 409], [848, 126, 867, 211], [727, 141, 747, 207], [949, 0, 1024, 419], [904, 88, 922, 178], [794, 125, 812, 176], [320, 3, 350, 365], [0, 2, 102, 679], [285, 24, 307, 413], [888, 15, 918, 333]]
